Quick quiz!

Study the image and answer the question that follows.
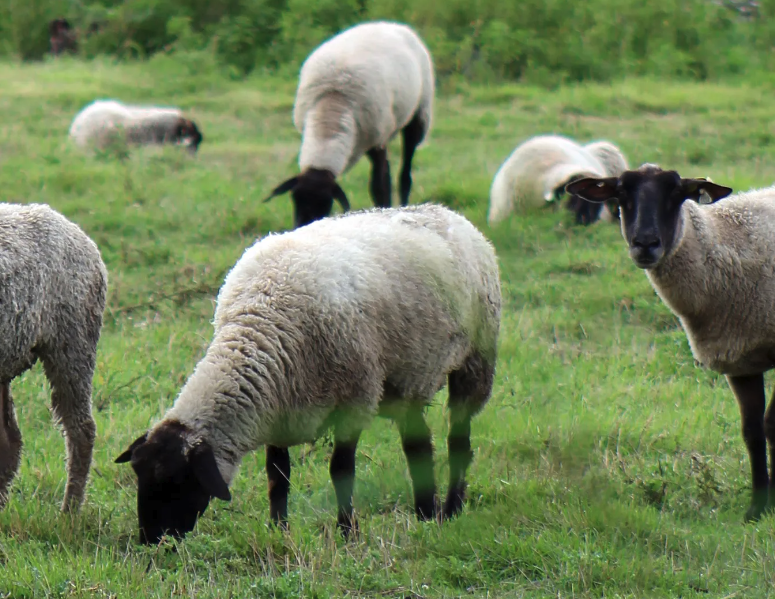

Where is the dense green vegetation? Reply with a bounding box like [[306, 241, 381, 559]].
[[2, 54, 775, 597], [3, 0, 775, 85]]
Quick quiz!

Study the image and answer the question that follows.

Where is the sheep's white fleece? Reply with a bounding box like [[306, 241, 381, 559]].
[[644, 187, 775, 376], [487, 135, 628, 225], [0, 203, 107, 510], [69, 99, 185, 149], [583, 140, 630, 222], [293, 21, 435, 176], [160, 204, 501, 484]]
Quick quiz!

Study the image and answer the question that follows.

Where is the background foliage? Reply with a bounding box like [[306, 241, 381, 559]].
[[2, 0, 774, 84]]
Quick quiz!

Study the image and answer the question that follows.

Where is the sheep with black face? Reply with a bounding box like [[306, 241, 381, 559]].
[[69, 100, 203, 154], [264, 21, 435, 229], [566, 164, 775, 522], [116, 204, 501, 545]]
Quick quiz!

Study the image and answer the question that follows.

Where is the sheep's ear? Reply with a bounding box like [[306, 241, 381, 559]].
[[565, 177, 619, 203], [190, 443, 231, 501], [332, 184, 350, 212], [680, 179, 733, 205], [115, 433, 149, 463], [264, 177, 299, 203]]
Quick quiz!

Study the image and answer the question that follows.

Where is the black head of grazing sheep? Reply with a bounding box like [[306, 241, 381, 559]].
[[173, 118, 204, 154], [264, 168, 350, 229], [115, 421, 230, 545]]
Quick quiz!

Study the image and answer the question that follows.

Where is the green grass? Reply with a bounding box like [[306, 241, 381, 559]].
[[1, 54, 775, 598]]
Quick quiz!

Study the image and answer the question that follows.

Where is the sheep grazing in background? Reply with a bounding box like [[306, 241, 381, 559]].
[[49, 19, 78, 56], [69, 100, 203, 154], [116, 204, 501, 545], [566, 164, 775, 522], [0, 204, 108, 512], [264, 21, 435, 229], [488, 134, 629, 226]]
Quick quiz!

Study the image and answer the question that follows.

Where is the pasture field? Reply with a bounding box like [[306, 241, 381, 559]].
[[1, 56, 775, 598]]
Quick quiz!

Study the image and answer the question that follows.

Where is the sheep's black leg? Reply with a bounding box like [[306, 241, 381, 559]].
[[366, 147, 392, 208], [444, 408, 472, 520], [329, 430, 361, 538], [399, 113, 425, 206], [763, 386, 775, 510], [0, 382, 22, 509], [396, 406, 437, 520], [727, 374, 769, 521], [443, 353, 494, 520], [266, 445, 291, 529]]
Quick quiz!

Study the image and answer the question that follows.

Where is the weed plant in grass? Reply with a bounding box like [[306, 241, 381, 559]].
[[1, 57, 775, 597]]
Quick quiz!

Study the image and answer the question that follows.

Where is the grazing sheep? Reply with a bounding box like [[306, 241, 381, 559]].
[[488, 135, 628, 226], [581, 140, 629, 222], [566, 164, 775, 522], [264, 21, 435, 229], [116, 203, 501, 545], [0, 204, 108, 512], [49, 19, 78, 56], [69, 100, 203, 154]]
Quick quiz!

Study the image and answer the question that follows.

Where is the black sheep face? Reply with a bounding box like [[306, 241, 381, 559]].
[[566, 166, 733, 269], [115, 421, 231, 545], [264, 168, 351, 229], [174, 118, 203, 154]]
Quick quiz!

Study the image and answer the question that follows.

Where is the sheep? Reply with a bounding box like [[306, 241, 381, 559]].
[[565, 163, 775, 522], [69, 100, 203, 154], [264, 21, 435, 229], [49, 19, 78, 56], [0, 203, 108, 512], [581, 140, 630, 222], [115, 203, 501, 545], [487, 135, 628, 226]]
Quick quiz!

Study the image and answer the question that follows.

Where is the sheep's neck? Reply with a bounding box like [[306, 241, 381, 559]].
[[299, 92, 356, 176], [646, 203, 714, 322]]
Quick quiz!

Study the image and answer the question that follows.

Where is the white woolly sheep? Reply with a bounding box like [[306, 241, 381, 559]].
[[116, 203, 501, 544], [0, 203, 108, 511], [566, 163, 775, 523], [69, 99, 203, 154], [487, 134, 629, 226], [264, 21, 435, 229]]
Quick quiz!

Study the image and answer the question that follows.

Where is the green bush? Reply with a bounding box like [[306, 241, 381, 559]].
[[1, 0, 773, 85]]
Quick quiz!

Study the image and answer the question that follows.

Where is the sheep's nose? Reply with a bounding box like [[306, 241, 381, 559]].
[[632, 234, 661, 250]]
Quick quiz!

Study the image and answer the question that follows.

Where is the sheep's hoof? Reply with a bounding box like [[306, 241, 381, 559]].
[[442, 492, 466, 521], [744, 495, 770, 523], [337, 514, 359, 540], [414, 495, 439, 522]]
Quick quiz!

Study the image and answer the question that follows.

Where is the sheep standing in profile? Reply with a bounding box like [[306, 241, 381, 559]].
[[116, 204, 501, 545], [69, 100, 203, 154], [0, 204, 108, 511], [566, 164, 775, 522], [264, 21, 435, 229], [488, 135, 629, 226]]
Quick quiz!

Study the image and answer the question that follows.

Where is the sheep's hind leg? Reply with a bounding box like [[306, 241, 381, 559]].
[[40, 349, 97, 513], [396, 405, 438, 520], [762, 384, 775, 512], [399, 113, 426, 206], [329, 426, 362, 538], [0, 382, 22, 508], [266, 445, 291, 529], [444, 353, 494, 520], [727, 374, 769, 521], [366, 147, 392, 208]]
